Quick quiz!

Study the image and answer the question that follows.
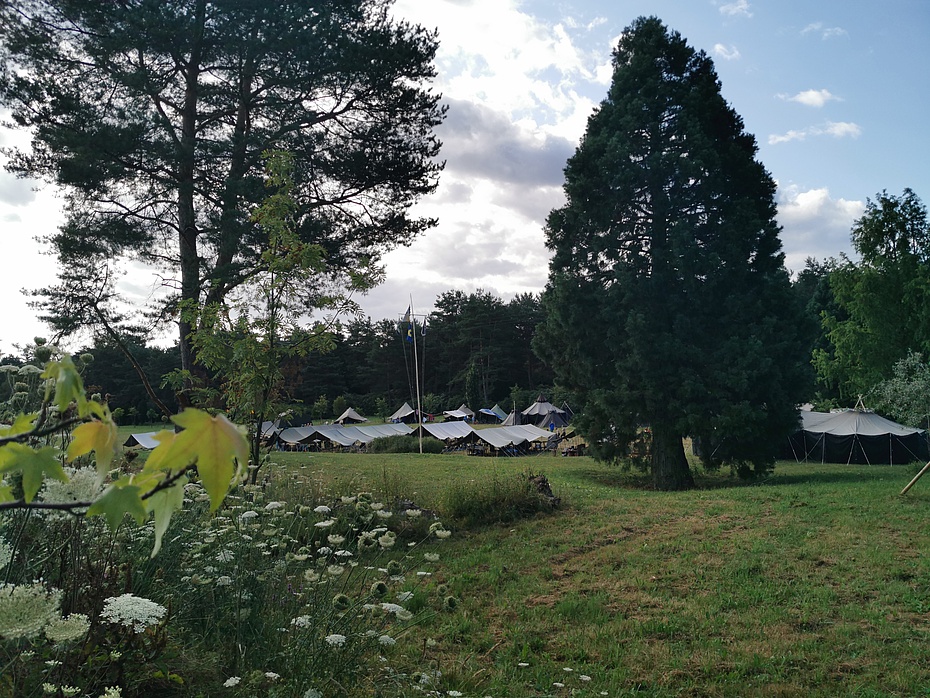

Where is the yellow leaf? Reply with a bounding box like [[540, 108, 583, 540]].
[[142, 430, 179, 472], [67, 419, 119, 478], [163, 409, 247, 511]]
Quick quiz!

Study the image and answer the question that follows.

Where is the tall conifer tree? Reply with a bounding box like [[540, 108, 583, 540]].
[[535, 17, 809, 489]]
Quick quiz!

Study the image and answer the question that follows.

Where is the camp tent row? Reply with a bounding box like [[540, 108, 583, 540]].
[[786, 408, 930, 465], [125, 421, 411, 452], [413, 421, 555, 454]]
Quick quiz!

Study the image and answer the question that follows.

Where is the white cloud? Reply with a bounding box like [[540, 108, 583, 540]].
[[801, 22, 848, 40], [719, 0, 752, 18], [777, 185, 863, 270], [823, 121, 861, 138], [0, 171, 37, 206], [779, 89, 840, 108], [768, 129, 808, 145], [713, 44, 741, 61], [768, 121, 862, 145]]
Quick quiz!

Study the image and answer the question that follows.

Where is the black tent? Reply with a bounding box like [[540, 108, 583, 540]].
[[787, 409, 930, 465]]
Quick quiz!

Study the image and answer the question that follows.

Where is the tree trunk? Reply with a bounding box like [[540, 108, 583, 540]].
[[651, 422, 694, 491], [177, 0, 206, 395]]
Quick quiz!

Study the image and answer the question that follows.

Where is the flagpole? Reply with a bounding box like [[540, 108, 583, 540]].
[[410, 295, 423, 454]]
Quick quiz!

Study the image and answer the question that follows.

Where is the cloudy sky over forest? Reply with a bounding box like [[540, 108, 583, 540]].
[[1, 0, 928, 352]]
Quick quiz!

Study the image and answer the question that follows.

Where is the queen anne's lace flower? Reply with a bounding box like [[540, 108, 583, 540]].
[[45, 613, 90, 643], [0, 582, 62, 639], [324, 633, 347, 647], [100, 594, 167, 633], [0, 538, 12, 571]]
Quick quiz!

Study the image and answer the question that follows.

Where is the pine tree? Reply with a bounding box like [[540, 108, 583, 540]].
[[534, 17, 810, 489]]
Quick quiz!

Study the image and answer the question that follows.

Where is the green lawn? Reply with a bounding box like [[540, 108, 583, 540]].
[[254, 452, 930, 697]]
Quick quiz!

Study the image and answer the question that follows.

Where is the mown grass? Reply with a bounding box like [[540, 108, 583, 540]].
[[251, 451, 930, 697]]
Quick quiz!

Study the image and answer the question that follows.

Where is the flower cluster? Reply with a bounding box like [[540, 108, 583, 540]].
[[0, 582, 62, 640], [100, 593, 167, 633]]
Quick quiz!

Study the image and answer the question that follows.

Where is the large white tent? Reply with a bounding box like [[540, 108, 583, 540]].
[[787, 409, 930, 465]]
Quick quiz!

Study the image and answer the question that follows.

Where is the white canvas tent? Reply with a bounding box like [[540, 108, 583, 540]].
[[522, 395, 565, 418], [124, 432, 161, 449], [388, 402, 417, 423], [787, 409, 930, 465], [335, 407, 367, 425]]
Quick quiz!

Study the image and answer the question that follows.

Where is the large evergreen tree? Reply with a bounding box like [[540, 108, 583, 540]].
[[534, 17, 809, 489], [0, 0, 444, 386]]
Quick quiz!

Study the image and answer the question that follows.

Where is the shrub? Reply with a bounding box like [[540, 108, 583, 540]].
[[368, 435, 445, 454], [439, 471, 561, 528]]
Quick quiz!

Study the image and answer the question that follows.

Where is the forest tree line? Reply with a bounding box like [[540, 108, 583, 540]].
[[3, 186, 929, 434]]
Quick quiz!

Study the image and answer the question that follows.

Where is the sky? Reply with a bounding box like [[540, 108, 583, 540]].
[[1, 0, 928, 354]]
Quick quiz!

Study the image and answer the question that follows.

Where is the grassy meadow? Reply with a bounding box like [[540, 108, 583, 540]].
[[243, 449, 930, 698], [107, 421, 930, 696]]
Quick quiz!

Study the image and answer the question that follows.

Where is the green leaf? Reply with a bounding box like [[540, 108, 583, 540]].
[[87, 483, 147, 530], [145, 475, 187, 557], [0, 483, 13, 503], [0, 443, 67, 502], [41, 355, 88, 415], [0, 412, 38, 438]]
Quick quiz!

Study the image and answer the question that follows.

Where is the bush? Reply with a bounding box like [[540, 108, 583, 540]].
[[368, 435, 445, 454], [439, 471, 561, 528]]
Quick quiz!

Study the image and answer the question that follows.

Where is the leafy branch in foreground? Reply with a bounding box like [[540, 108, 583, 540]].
[[0, 354, 248, 556]]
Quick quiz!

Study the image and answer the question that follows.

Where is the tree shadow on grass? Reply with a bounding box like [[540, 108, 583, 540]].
[[572, 461, 919, 492]]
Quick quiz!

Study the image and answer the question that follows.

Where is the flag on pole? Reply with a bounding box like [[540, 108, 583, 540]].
[[403, 306, 414, 343]]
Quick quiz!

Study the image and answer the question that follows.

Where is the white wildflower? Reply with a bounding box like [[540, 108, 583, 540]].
[[434, 529, 451, 539], [377, 532, 396, 549], [325, 633, 347, 647], [215, 549, 234, 563], [215, 576, 234, 587], [42, 684, 56, 694], [45, 613, 90, 643], [223, 676, 241, 687], [291, 615, 312, 629], [580, 674, 592, 681], [423, 553, 439, 562], [100, 593, 167, 633], [404, 509, 421, 518], [264, 501, 286, 511], [396, 591, 414, 602], [304, 690, 322, 698], [313, 505, 331, 514], [38, 467, 105, 516], [374, 509, 392, 519], [378, 634, 396, 646], [99, 688, 121, 698], [314, 519, 336, 528], [265, 671, 280, 680], [0, 538, 12, 571], [0, 582, 62, 639], [239, 510, 259, 520], [327, 534, 345, 545]]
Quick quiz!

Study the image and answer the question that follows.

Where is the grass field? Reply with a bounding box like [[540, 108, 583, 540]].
[[118, 424, 930, 696]]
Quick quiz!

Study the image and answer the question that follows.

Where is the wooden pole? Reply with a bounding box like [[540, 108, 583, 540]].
[[900, 461, 930, 495]]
